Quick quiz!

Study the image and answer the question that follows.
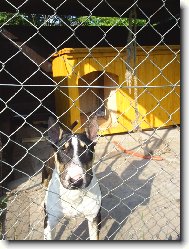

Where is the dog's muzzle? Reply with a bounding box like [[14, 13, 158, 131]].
[[66, 164, 85, 189]]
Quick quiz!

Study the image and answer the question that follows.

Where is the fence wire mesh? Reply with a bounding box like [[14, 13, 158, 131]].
[[0, 0, 180, 241]]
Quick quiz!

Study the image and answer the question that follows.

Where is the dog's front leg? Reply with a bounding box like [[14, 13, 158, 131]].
[[44, 204, 57, 240], [87, 209, 101, 240], [44, 217, 57, 240]]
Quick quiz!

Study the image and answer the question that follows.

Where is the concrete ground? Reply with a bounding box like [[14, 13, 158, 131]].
[[3, 125, 180, 240]]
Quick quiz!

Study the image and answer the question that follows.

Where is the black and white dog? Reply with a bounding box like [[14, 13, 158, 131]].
[[42, 116, 101, 240]]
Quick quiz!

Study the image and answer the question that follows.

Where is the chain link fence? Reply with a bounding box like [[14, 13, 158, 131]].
[[0, 0, 180, 240]]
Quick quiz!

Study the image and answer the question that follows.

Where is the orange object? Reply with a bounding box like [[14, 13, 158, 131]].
[[113, 141, 163, 161]]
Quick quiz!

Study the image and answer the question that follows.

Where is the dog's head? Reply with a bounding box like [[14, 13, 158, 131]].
[[48, 115, 98, 189]]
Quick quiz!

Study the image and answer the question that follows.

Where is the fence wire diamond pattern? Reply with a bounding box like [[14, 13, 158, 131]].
[[0, 0, 180, 241]]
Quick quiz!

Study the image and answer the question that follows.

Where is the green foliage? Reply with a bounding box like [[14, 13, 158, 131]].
[[0, 195, 7, 240], [0, 12, 28, 26], [0, 12, 66, 27], [76, 16, 146, 26], [0, 195, 7, 210], [0, 12, 146, 27]]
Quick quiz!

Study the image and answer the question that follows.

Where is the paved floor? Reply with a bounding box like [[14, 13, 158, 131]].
[[4, 126, 180, 240]]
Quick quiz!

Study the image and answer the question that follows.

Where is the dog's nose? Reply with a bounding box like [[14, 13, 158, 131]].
[[69, 177, 83, 188]]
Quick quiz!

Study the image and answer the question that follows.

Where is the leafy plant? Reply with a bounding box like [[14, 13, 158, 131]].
[[0, 195, 7, 240], [0, 12, 146, 27], [77, 16, 146, 26], [0, 195, 7, 210]]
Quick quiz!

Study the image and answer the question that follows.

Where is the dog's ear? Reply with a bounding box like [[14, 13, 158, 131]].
[[85, 115, 99, 142], [48, 116, 63, 144]]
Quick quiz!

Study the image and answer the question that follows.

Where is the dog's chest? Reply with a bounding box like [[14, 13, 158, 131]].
[[45, 169, 101, 219]]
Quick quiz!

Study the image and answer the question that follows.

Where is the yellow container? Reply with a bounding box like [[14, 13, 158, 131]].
[[52, 45, 180, 135]]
